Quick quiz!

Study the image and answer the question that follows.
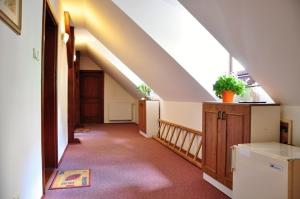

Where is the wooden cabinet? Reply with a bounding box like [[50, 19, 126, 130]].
[[138, 100, 160, 137], [202, 102, 280, 190], [138, 100, 146, 132]]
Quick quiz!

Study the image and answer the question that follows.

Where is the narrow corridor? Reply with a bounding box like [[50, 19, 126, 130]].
[[45, 124, 228, 199]]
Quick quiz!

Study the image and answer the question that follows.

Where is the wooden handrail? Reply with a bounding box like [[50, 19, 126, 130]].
[[153, 119, 203, 168], [158, 119, 202, 135]]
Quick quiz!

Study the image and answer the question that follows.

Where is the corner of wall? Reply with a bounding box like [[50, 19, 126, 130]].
[[104, 73, 138, 123]]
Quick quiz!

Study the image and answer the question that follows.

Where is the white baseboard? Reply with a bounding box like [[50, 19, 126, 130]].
[[203, 173, 232, 198], [139, 130, 152, 138]]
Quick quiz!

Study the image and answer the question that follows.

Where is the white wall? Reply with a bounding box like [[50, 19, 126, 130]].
[[160, 101, 202, 131], [160, 101, 202, 158], [0, 1, 43, 199], [104, 74, 138, 123], [281, 106, 300, 147], [80, 54, 102, 70], [0, 1, 68, 198], [48, 0, 69, 165]]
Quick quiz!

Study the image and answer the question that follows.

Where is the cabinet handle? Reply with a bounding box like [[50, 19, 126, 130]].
[[221, 111, 226, 120], [231, 145, 236, 172], [217, 111, 222, 119]]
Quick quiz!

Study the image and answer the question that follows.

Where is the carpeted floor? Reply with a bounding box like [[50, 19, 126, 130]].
[[45, 124, 229, 199]]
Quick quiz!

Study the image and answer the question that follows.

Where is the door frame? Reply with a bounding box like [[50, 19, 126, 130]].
[[80, 70, 104, 124], [41, 0, 58, 192], [65, 12, 76, 143]]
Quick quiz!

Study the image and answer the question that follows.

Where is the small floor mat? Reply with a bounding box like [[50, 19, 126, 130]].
[[50, 169, 91, 190]]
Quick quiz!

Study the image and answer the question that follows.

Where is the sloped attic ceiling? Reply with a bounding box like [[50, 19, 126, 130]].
[[179, 0, 300, 105], [112, 0, 233, 101], [86, 50, 143, 99], [75, 37, 143, 99], [62, 0, 214, 102]]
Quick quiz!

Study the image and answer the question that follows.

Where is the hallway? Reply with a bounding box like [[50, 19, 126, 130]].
[[45, 124, 228, 199]]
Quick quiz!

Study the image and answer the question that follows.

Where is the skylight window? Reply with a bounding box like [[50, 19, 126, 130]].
[[232, 57, 257, 87], [231, 57, 274, 103], [113, 0, 274, 103]]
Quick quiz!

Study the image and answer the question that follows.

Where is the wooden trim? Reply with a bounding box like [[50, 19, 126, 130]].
[[163, 125, 171, 141], [153, 137, 202, 168], [41, 0, 59, 193], [57, 144, 69, 167], [179, 131, 188, 151], [159, 119, 202, 135], [65, 11, 76, 143], [99, 71, 105, 124], [0, 0, 22, 34], [45, 0, 59, 24], [79, 70, 103, 73], [138, 99, 147, 132], [203, 101, 280, 106], [64, 11, 74, 69], [174, 129, 182, 148], [41, 0, 46, 193], [41, 144, 69, 198], [168, 127, 177, 145], [45, 0, 58, 159], [75, 51, 81, 127], [154, 120, 203, 169], [187, 134, 196, 154], [160, 123, 166, 138]]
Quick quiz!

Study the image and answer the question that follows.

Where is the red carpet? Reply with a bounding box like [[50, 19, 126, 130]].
[[45, 124, 229, 199]]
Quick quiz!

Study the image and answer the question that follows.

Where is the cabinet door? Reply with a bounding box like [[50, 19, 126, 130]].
[[202, 103, 220, 178], [218, 105, 250, 188], [138, 100, 146, 132]]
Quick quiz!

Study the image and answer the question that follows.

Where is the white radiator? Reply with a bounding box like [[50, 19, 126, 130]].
[[108, 102, 133, 121]]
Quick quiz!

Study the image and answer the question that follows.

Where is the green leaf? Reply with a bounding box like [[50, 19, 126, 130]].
[[137, 84, 152, 97], [213, 74, 246, 99]]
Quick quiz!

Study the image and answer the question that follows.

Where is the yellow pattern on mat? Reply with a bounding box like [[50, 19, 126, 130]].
[[50, 169, 90, 189]]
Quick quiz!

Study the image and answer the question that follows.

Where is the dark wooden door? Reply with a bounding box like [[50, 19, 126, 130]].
[[202, 103, 219, 178], [74, 51, 81, 127], [80, 71, 104, 123], [42, 1, 58, 192], [217, 105, 250, 188], [138, 100, 146, 132]]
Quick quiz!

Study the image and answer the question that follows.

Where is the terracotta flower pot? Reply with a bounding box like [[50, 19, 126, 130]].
[[222, 90, 235, 103]]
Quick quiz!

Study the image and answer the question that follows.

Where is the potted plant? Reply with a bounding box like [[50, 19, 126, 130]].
[[137, 84, 152, 100], [213, 74, 246, 103]]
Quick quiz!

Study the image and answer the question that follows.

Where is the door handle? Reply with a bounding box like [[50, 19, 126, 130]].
[[221, 111, 226, 120]]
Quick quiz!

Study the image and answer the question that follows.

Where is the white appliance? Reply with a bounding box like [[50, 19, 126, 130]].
[[232, 143, 300, 199]]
